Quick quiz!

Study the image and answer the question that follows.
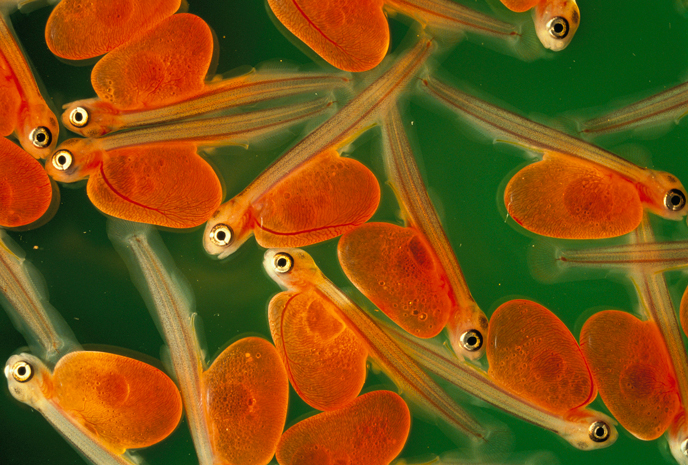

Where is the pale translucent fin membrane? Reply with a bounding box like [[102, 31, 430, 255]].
[[106, 218, 214, 465], [580, 310, 680, 440], [0, 230, 80, 363], [527, 239, 568, 284]]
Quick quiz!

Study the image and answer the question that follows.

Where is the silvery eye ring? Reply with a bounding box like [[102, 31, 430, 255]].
[[547, 17, 569, 39], [30, 126, 52, 148], [273, 252, 294, 274], [459, 329, 483, 351], [588, 421, 610, 442], [665, 189, 686, 211], [52, 150, 73, 171], [69, 107, 89, 128], [681, 438, 688, 456], [209, 224, 232, 247], [11, 360, 33, 383]]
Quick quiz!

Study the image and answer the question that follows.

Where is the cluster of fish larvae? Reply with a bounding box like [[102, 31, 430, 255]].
[[2, 1, 688, 465]]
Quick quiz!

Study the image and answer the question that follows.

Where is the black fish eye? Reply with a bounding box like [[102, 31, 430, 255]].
[[547, 17, 569, 39], [665, 189, 687, 211]]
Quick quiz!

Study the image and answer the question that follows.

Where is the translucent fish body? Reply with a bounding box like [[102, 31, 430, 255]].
[[381, 106, 487, 360], [1, 15, 58, 158], [421, 76, 688, 233], [0, 231, 79, 364], [581, 81, 688, 136], [48, 96, 333, 185], [106, 220, 214, 465], [63, 69, 351, 137], [381, 318, 617, 450], [263, 248, 488, 441], [204, 37, 433, 258], [267, 0, 519, 72]]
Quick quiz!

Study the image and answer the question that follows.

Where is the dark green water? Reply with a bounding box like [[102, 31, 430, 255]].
[[1, 0, 687, 464]]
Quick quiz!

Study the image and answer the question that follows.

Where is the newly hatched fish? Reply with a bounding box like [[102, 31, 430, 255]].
[[108, 220, 289, 465], [563, 217, 688, 464], [380, 304, 617, 450], [46, 98, 332, 228], [614, 219, 688, 465], [264, 247, 491, 443], [0, 15, 58, 158], [338, 106, 487, 361], [421, 75, 688, 239], [5, 351, 182, 465], [498, 0, 579, 50], [204, 36, 433, 258], [63, 68, 351, 137]]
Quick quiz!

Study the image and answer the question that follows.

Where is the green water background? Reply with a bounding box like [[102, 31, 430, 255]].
[[1, 0, 688, 463]]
